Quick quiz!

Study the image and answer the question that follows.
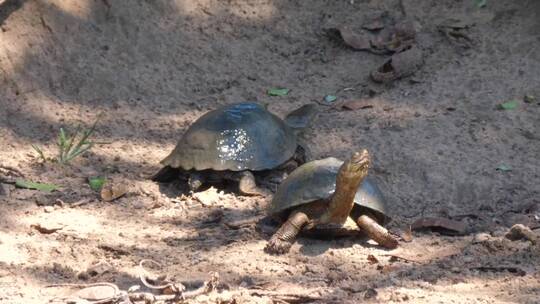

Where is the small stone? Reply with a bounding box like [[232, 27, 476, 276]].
[[505, 224, 538, 244], [364, 288, 378, 299], [472, 232, 491, 244], [44, 206, 54, 213], [524, 94, 535, 103]]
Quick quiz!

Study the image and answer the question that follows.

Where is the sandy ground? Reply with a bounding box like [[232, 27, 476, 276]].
[[1, 0, 540, 303]]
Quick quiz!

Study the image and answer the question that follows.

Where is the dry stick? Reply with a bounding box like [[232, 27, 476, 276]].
[[381, 254, 423, 264]]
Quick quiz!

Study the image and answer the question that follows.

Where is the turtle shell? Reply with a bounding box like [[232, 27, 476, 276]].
[[161, 102, 297, 171], [269, 157, 390, 224]]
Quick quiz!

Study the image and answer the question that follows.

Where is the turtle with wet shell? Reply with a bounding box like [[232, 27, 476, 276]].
[[152, 102, 317, 195], [265, 149, 398, 254]]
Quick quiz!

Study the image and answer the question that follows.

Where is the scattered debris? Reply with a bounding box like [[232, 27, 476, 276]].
[[472, 232, 491, 244], [499, 100, 518, 110], [15, 179, 59, 192], [88, 177, 107, 191], [496, 165, 512, 172], [474, 0, 487, 8], [100, 182, 128, 202], [505, 224, 538, 244], [326, 18, 416, 55], [192, 187, 222, 206], [362, 16, 385, 31], [31, 223, 64, 234], [371, 46, 424, 83], [341, 98, 377, 110], [524, 94, 535, 103], [267, 88, 290, 96], [324, 95, 337, 103], [98, 243, 130, 256], [411, 217, 467, 235], [43, 206, 54, 213], [326, 26, 371, 51], [382, 254, 423, 264], [367, 254, 379, 264]]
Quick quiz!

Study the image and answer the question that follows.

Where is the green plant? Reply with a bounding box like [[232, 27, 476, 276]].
[[32, 114, 103, 164]]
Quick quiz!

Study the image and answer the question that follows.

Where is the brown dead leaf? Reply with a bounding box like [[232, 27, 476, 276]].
[[31, 223, 64, 234], [411, 217, 467, 235], [100, 183, 128, 202], [362, 17, 385, 31], [342, 98, 378, 110], [367, 254, 379, 264], [329, 26, 371, 50]]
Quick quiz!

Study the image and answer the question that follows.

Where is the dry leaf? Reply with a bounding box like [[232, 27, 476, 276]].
[[342, 98, 378, 110], [411, 217, 467, 235], [100, 183, 128, 202], [327, 26, 371, 50]]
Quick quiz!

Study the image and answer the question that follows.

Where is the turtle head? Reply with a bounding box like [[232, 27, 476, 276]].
[[320, 149, 371, 224], [284, 104, 318, 134], [341, 149, 370, 181]]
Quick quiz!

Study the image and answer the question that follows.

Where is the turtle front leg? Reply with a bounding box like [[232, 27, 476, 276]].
[[356, 214, 398, 249], [237, 171, 267, 196], [188, 172, 205, 192], [265, 211, 310, 254]]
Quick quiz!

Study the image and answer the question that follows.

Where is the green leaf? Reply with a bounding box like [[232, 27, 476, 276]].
[[475, 0, 486, 8], [15, 180, 59, 192], [500, 100, 518, 110], [324, 95, 337, 103], [496, 165, 512, 172], [88, 176, 106, 191], [267, 88, 289, 96]]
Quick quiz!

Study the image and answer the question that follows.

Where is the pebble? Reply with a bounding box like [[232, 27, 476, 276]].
[[44, 206, 54, 213]]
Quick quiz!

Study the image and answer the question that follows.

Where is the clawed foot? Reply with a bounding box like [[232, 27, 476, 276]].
[[264, 237, 293, 255]]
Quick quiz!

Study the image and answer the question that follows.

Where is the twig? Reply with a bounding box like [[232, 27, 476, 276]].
[[248, 290, 322, 303], [381, 254, 423, 264]]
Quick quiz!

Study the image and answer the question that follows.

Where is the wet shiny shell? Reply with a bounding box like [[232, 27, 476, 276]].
[[161, 103, 297, 171], [269, 157, 390, 224]]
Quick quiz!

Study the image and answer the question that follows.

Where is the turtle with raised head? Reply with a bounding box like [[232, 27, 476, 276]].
[[265, 149, 398, 254], [152, 102, 317, 195]]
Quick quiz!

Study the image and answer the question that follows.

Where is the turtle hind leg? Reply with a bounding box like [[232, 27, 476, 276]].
[[237, 171, 267, 196], [356, 214, 398, 249], [265, 211, 310, 254], [188, 172, 206, 192], [151, 166, 179, 182]]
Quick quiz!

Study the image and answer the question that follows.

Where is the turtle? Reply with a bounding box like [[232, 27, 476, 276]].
[[264, 149, 398, 254], [152, 102, 317, 195]]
